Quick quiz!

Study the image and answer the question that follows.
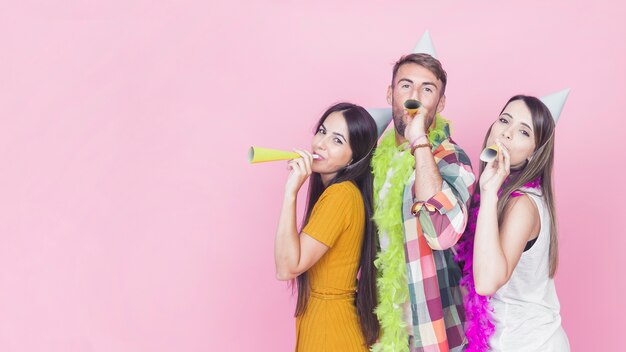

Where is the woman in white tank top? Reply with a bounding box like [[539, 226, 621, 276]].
[[455, 94, 569, 351]]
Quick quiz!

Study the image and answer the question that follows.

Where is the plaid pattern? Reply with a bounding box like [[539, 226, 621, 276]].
[[402, 135, 475, 351]]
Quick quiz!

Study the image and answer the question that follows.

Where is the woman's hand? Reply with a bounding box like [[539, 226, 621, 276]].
[[479, 140, 510, 197], [284, 149, 314, 196]]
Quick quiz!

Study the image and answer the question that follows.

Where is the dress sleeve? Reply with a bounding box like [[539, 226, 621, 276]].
[[302, 183, 358, 248]]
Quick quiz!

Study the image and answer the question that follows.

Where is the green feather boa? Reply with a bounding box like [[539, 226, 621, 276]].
[[371, 115, 450, 352]]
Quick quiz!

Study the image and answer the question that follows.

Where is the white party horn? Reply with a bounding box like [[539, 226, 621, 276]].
[[479, 144, 499, 162]]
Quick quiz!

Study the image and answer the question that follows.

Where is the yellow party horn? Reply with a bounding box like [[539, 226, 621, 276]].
[[479, 145, 499, 162], [248, 146, 320, 164], [404, 99, 421, 117]]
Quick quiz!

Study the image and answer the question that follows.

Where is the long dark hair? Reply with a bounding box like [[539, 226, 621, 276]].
[[294, 102, 380, 345], [478, 95, 559, 277]]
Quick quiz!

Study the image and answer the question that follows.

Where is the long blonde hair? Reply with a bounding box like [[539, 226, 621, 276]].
[[479, 95, 559, 277]]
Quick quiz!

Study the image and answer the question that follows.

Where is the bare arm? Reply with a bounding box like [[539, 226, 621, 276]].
[[414, 143, 443, 201], [473, 194, 539, 295], [404, 106, 475, 250], [472, 141, 540, 295], [274, 149, 329, 281], [274, 191, 328, 280], [405, 106, 442, 200]]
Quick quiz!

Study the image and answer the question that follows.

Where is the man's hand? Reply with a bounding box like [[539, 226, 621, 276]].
[[404, 104, 428, 144]]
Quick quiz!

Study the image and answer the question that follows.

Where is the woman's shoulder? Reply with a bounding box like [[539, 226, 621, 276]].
[[327, 180, 358, 191], [509, 185, 544, 214], [322, 181, 362, 202], [512, 186, 543, 198], [503, 191, 541, 224], [511, 177, 543, 197]]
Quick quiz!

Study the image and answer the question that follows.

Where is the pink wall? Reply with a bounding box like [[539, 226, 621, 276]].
[[1, 1, 623, 351]]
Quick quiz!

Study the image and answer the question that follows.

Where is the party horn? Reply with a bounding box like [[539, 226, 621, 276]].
[[404, 99, 421, 117], [248, 146, 319, 164], [479, 145, 499, 162]]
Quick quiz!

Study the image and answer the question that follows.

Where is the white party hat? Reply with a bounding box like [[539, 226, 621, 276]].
[[413, 30, 438, 58], [367, 31, 440, 135], [540, 88, 570, 123]]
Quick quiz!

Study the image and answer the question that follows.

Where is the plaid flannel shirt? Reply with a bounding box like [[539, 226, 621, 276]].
[[401, 133, 475, 351]]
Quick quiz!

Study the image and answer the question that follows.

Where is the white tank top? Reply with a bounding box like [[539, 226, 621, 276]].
[[489, 189, 569, 351]]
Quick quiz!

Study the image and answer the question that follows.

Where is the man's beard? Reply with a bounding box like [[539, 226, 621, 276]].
[[393, 112, 406, 137], [391, 103, 436, 139], [392, 106, 407, 137]]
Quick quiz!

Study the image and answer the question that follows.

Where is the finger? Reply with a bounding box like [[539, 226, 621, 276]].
[[301, 150, 314, 173], [291, 159, 304, 176], [290, 148, 305, 163], [403, 110, 412, 125], [485, 154, 497, 170], [293, 148, 308, 159], [303, 150, 313, 163], [294, 149, 311, 170], [302, 155, 312, 175], [500, 145, 511, 174], [416, 106, 428, 119], [496, 141, 506, 174], [496, 140, 509, 155], [293, 153, 310, 175], [404, 115, 418, 140]]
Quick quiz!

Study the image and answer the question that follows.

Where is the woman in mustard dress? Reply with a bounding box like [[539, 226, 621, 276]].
[[274, 102, 380, 351]]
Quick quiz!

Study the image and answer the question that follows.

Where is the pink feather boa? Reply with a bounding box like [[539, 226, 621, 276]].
[[454, 176, 541, 351]]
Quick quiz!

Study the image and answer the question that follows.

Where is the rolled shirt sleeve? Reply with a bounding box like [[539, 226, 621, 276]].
[[412, 139, 476, 250]]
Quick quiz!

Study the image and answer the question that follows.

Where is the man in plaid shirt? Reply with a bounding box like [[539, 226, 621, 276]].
[[373, 48, 475, 351]]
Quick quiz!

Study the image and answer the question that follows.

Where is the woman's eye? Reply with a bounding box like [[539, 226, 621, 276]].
[[317, 128, 326, 134], [499, 118, 508, 123], [401, 84, 410, 89], [334, 138, 343, 144], [521, 130, 530, 137]]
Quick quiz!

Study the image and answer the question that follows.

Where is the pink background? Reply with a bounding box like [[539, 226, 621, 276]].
[[1, 1, 624, 351]]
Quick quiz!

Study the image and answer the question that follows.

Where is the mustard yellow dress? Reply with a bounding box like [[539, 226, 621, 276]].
[[296, 181, 368, 352]]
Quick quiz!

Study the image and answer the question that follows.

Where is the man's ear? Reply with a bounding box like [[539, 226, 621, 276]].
[[436, 95, 446, 113], [386, 86, 393, 106]]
